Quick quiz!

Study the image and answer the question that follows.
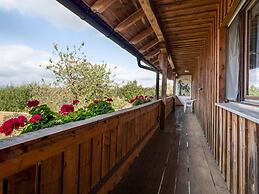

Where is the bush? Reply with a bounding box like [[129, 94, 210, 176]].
[[0, 84, 33, 112]]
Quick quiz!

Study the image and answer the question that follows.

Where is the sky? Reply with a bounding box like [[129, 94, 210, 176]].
[[0, 0, 156, 87]]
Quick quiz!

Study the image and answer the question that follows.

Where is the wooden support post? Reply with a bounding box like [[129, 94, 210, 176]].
[[217, 26, 226, 102], [156, 71, 160, 100], [159, 51, 168, 130], [173, 73, 177, 98]]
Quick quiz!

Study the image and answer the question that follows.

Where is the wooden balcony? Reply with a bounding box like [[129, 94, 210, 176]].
[[2, 0, 259, 194], [0, 97, 175, 194]]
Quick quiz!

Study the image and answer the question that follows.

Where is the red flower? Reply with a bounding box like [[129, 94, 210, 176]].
[[29, 114, 42, 123], [17, 115, 28, 127], [0, 118, 20, 136], [106, 98, 113, 102], [0, 124, 13, 136], [60, 104, 74, 115], [72, 99, 80, 105], [27, 100, 40, 108]]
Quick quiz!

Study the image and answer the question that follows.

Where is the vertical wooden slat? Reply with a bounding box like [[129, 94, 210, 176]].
[[79, 141, 91, 194], [239, 117, 247, 194], [110, 127, 117, 170], [0, 180, 3, 194], [91, 134, 102, 188], [40, 154, 63, 194], [116, 119, 123, 163], [219, 108, 223, 171], [121, 120, 127, 157], [7, 165, 38, 194], [216, 108, 220, 163], [247, 121, 258, 194], [222, 110, 227, 178], [63, 145, 80, 194], [102, 130, 111, 178], [226, 111, 232, 191], [232, 114, 239, 194]]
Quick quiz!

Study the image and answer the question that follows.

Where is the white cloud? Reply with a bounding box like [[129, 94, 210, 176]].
[[0, 0, 90, 31], [0, 44, 156, 87], [107, 64, 156, 87], [0, 44, 55, 86]]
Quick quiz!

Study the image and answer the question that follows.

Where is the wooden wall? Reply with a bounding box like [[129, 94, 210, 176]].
[[0, 99, 175, 194], [214, 105, 259, 194], [192, 0, 259, 193]]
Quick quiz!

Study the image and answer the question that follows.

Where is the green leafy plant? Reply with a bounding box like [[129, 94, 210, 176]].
[[0, 98, 116, 137], [129, 96, 153, 106], [87, 100, 115, 116]]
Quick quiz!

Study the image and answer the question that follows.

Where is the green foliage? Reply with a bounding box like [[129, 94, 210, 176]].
[[21, 100, 115, 135], [22, 104, 58, 133], [31, 84, 74, 111], [46, 43, 114, 100], [87, 101, 115, 116], [249, 85, 259, 96], [119, 80, 144, 101], [60, 108, 93, 123], [0, 84, 33, 112]]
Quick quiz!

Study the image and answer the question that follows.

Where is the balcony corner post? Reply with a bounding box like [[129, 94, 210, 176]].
[[159, 50, 168, 130]]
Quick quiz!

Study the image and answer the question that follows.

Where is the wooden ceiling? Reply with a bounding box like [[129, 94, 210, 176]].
[[80, 0, 221, 77]]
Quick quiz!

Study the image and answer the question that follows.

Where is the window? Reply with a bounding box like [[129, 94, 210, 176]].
[[226, 16, 240, 101], [245, 1, 259, 99]]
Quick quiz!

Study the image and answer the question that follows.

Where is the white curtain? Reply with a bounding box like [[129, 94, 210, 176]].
[[226, 16, 240, 101]]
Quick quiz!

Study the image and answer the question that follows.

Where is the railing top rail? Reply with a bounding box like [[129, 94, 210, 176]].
[[216, 102, 259, 124], [166, 96, 175, 99], [0, 100, 161, 150]]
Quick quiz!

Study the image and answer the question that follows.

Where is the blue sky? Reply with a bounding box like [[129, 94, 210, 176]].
[[0, 0, 156, 87]]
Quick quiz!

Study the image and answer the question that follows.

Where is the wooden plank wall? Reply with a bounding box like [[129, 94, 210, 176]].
[[214, 106, 259, 194], [192, 0, 259, 194], [0, 99, 175, 194]]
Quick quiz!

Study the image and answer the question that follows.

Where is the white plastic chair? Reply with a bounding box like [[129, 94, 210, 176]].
[[184, 99, 196, 113]]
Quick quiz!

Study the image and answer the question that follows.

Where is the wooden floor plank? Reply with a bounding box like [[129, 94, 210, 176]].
[[110, 107, 229, 194]]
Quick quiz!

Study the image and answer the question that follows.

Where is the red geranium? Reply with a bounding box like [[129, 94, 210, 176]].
[[27, 100, 40, 108], [106, 98, 113, 102], [29, 114, 42, 123], [60, 104, 74, 115], [0, 117, 23, 136], [17, 115, 28, 127], [72, 99, 80, 105]]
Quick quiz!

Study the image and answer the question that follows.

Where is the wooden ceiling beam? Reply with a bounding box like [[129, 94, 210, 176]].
[[138, 0, 174, 69], [145, 48, 160, 59], [138, 0, 164, 42], [130, 27, 153, 44], [139, 39, 158, 53], [114, 9, 145, 32], [90, 0, 117, 13]]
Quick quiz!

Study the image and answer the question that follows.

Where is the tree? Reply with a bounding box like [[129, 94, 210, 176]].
[[249, 85, 259, 96], [46, 43, 114, 101], [119, 80, 145, 101]]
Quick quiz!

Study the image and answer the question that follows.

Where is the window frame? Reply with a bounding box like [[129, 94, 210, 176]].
[[243, 0, 259, 101]]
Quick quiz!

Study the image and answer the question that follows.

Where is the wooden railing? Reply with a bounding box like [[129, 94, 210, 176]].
[[0, 99, 175, 194], [165, 96, 175, 118], [213, 103, 259, 194]]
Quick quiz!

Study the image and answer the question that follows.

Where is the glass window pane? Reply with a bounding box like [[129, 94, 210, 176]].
[[248, 2, 259, 97]]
